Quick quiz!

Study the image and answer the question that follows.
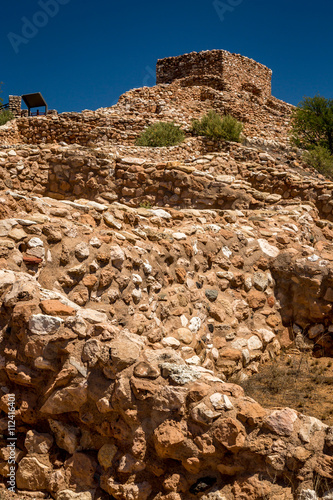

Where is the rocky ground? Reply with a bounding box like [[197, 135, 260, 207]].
[[0, 74, 333, 499]]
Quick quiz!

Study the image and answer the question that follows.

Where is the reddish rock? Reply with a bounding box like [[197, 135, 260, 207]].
[[40, 300, 76, 317], [213, 417, 246, 452]]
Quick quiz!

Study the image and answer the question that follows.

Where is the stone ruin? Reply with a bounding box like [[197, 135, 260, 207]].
[[0, 50, 332, 500], [156, 49, 272, 97]]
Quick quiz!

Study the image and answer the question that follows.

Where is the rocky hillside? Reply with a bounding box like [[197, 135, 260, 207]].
[[0, 52, 333, 500]]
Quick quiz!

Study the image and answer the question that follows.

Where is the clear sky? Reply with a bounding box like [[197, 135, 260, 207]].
[[1, 0, 332, 113]]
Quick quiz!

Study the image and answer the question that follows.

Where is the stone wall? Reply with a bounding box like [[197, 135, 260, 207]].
[[156, 50, 272, 97], [2, 142, 333, 224], [8, 95, 21, 118]]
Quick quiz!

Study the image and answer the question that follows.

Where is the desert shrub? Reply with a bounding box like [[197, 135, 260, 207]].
[[290, 94, 333, 154], [191, 110, 243, 142], [136, 122, 185, 147], [139, 200, 152, 209], [0, 109, 14, 126], [302, 145, 333, 176]]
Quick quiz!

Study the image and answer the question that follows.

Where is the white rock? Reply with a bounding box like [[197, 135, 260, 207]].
[[27, 237, 44, 248], [162, 337, 181, 349], [104, 213, 122, 230], [90, 237, 102, 248], [247, 335, 263, 351], [207, 224, 221, 233], [132, 288, 142, 304], [181, 315, 188, 327], [78, 309, 108, 324], [222, 246, 232, 258], [189, 317, 201, 333], [143, 261, 152, 275], [186, 355, 201, 366], [110, 245, 125, 270], [29, 315, 63, 335], [151, 209, 171, 219], [298, 490, 318, 500], [258, 328, 275, 344], [173, 232, 187, 240], [258, 239, 280, 258], [0, 270, 16, 291], [132, 274, 143, 285], [210, 393, 233, 410], [75, 242, 90, 260]]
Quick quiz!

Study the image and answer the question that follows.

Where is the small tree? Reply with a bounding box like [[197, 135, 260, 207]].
[[290, 95, 333, 154], [136, 122, 185, 147], [0, 82, 3, 107], [191, 110, 243, 142]]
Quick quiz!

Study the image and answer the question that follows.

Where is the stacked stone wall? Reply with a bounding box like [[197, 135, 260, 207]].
[[156, 50, 272, 97]]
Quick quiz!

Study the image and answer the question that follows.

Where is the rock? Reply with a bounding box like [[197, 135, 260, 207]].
[[106, 332, 143, 377], [74, 242, 90, 260], [64, 452, 96, 489], [175, 328, 194, 345], [160, 363, 201, 385], [40, 381, 88, 414], [210, 393, 233, 411], [154, 420, 186, 458], [28, 237, 44, 247], [104, 213, 122, 229], [162, 337, 181, 349], [40, 300, 76, 317], [42, 224, 62, 243], [101, 477, 152, 500], [133, 362, 160, 379], [173, 232, 187, 240], [57, 491, 93, 500], [29, 314, 63, 335], [49, 419, 80, 454], [257, 328, 275, 344], [77, 308, 108, 324], [213, 417, 246, 452], [247, 336, 263, 351], [191, 402, 221, 425], [205, 289, 219, 301], [298, 491, 318, 500], [110, 245, 125, 270], [151, 209, 171, 219], [25, 430, 53, 454], [258, 239, 280, 258], [253, 271, 268, 291], [264, 408, 298, 436], [308, 324, 324, 339], [16, 456, 52, 490], [8, 228, 27, 241], [175, 267, 187, 283], [98, 443, 118, 469], [118, 453, 145, 473]]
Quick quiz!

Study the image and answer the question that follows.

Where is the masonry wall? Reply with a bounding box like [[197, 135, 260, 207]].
[[156, 50, 272, 97]]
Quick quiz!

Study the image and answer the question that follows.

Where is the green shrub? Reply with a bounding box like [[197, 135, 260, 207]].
[[139, 200, 152, 209], [136, 122, 185, 147], [0, 109, 14, 126], [303, 145, 333, 176], [191, 110, 243, 142]]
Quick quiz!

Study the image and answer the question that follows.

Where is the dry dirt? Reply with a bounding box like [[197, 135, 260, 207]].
[[239, 350, 333, 426]]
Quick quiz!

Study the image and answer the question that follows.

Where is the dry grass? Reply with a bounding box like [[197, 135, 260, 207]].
[[238, 352, 333, 425]]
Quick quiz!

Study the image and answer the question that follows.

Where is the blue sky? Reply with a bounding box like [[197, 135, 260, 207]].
[[1, 0, 332, 113]]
